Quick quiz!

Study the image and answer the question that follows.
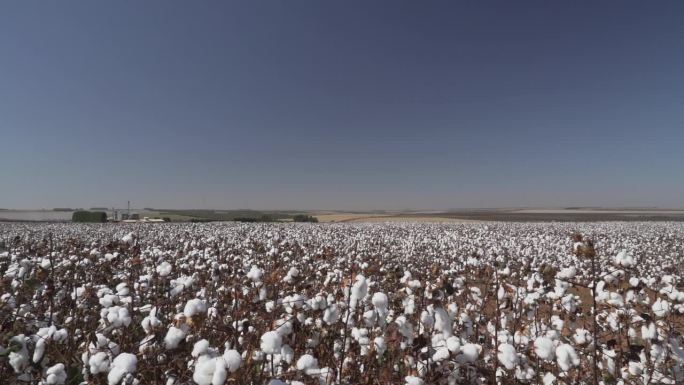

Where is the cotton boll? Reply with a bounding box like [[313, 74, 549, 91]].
[[573, 329, 592, 345], [542, 372, 556, 385], [141, 308, 161, 334], [432, 347, 450, 362], [223, 349, 241, 373], [456, 343, 482, 363], [184, 299, 207, 318], [497, 343, 518, 370], [246, 266, 263, 282], [434, 307, 453, 337], [652, 298, 671, 317], [642, 322, 657, 340], [280, 345, 294, 364], [156, 261, 172, 276], [372, 292, 388, 310], [260, 331, 282, 355], [33, 338, 47, 363], [405, 375, 424, 385], [104, 306, 132, 328], [122, 233, 135, 245], [192, 339, 210, 358], [350, 275, 368, 309], [8, 335, 29, 374], [323, 304, 339, 324], [89, 351, 110, 374], [555, 344, 580, 371], [164, 326, 187, 350], [446, 336, 461, 352], [45, 363, 67, 384], [210, 362, 227, 385], [107, 353, 137, 385], [116, 282, 129, 296], [373, 336, 387, 356], [193, 355, 218, 385], [296, 354, 319, 372], [614, 251, 635, 268], [534, 337, 555, 361], [557, 267, 576, 280]]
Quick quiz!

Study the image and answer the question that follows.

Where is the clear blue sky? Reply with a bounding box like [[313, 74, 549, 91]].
[[1, 1, 683, 210]]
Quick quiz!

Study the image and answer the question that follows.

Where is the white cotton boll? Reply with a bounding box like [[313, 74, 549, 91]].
[[116, 283, 129, 296], [193, 355, 217, 385], [629, 277, 640, 287], [497, 343, 518, 370], [164, 326, 187, 350], [405, 375, 424, 385], [156, 261, 172, 276], [350, 275, 368, 309], [573, 329, 591, 345], [432, 347, 450, 362], [122, 233, 134, 245], [456, 343, 482, 363], [192, 339, 210, 358], [542, 372, 556, 385], [8, 335, 28, 374], [434, 307, 453, 337], [40, 258, 51, 270], [402, 295, 416, 315], [372, 292, 388, 310], [107, 353, 137, 385], [45, 363, 67, 384], [296, 354, 319, 371], [614, 251, 635, 267], [260, 331, 282, 355], [446, 336, 461, 352], [33, 338, 46, 363], [99, 294, 118, 308], [275, 319, 293, 337], [280, 345, 294, 364], [628, 361, 643, 376], [323, 304, 339, 324], [52, 328, 68, 343], [184, 299, 207, 318], [374, 336, 387, 356], [268, 380, 286, 385], [309, 293, 327, 310], [557, 267, 576, 280], [105, 306, 132, 328], [210, 362, 227, 385], [555, 344, 580, 371], [283, 267, 299, 283], [89, 351, 110, 374], [641, 322, 657, 340], [534, 337, 555, 361], [652, 298, 670, 317], [561, 294, 577, 313], [246, 266, 263, 282], [141, 310, 161, 334], [363, 309, 377, 327], [223, 349, 241, 372]]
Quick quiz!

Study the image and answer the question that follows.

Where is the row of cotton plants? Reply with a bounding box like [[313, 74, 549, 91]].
[[0, 221, 683, 384]]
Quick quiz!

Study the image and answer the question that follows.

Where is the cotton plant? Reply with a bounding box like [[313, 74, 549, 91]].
[[1, 221, 684, 384]]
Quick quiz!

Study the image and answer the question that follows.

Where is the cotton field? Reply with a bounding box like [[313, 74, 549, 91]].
[[1, 222, 683, 385]]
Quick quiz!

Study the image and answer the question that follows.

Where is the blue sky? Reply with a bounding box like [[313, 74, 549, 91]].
[[1, 1, 683, 210]]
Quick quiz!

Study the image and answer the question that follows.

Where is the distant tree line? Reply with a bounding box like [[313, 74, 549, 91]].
[[72, 211, 107, 223], [292, 214, 319, 223]]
